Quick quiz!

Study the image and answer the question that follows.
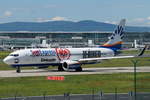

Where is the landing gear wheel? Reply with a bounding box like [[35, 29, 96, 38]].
[[58, 65, 64, 71], [76, 67, 82, 72], [16, 67, 21, 73]]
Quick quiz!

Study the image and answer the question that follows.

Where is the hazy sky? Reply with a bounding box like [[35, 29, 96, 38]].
[[0, 0, 150, 26]]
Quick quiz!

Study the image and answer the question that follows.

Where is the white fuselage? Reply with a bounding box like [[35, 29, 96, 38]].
[[3, 47, 114, 67]]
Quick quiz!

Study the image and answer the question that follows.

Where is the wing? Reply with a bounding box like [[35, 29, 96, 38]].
[[79, 55, 134, 62], [79, 46, 147, 62]]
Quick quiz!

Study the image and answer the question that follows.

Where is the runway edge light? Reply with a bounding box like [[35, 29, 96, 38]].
[[47, 76, 65, 81]]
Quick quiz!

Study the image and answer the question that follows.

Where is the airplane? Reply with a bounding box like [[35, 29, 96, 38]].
[[3, 19, 146, 73]]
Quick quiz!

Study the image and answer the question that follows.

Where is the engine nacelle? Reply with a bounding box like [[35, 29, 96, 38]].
[[61, 60, 82, 71]]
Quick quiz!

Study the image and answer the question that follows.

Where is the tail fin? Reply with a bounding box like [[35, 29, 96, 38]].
[[101, 19, 126, 50]]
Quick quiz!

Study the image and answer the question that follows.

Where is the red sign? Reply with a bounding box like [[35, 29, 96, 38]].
[[47, 76, 65, 81], [56, 48, 71, 60]]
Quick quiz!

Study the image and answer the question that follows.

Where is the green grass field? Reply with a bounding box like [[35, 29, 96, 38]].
[[0, 73, 150, 97], [0, 51, 10, 59]]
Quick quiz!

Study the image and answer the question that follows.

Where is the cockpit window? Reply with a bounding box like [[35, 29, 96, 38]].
[[9, 54, 19, 57]]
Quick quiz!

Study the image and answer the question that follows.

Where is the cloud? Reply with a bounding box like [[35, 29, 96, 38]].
[[128, 17, 150, 26], [0, 11, 13, 19], [35, 16, 67, 22], [4, 11, 12, 17], [36, 18, 51, 22], [147, 17, 150, 20], [104, 21, 117, 24], [51, 16, 67, 21], [133, 18, 145, 22]]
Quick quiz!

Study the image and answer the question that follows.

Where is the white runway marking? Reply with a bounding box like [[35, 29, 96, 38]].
[[0, 67, 150, 77]]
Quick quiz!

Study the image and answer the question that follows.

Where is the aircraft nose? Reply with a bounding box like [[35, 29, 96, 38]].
[[3, 57, 12, 65]]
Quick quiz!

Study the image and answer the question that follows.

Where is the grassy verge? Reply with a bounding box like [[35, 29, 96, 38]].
[[0, 73, 149, 97], [0, 51, 10, 59]]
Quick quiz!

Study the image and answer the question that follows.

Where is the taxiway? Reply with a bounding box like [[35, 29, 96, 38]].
[[0, 67, 150, 77]]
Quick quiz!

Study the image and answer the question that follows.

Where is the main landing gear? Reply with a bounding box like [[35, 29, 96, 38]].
[[58, 65, 64, 71], [16, 66, 21, 73]]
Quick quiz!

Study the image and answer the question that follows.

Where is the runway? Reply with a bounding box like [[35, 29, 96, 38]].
[[0, 67, 150, 77]]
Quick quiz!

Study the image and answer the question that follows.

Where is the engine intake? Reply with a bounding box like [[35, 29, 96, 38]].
[[62, 60, 82, 71]]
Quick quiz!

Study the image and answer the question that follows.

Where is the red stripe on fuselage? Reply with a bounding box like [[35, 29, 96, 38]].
[[102, 41, 123, 47]]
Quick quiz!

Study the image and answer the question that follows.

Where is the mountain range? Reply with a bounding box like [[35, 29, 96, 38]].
[[0, 20, 150, 32]]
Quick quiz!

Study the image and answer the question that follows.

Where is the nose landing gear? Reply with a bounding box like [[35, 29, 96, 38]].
[[16, 66, 21, 73], [14, 58, 21, 73]]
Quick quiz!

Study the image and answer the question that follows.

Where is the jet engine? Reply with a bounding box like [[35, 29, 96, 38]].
[[61, 60, 82, 71]]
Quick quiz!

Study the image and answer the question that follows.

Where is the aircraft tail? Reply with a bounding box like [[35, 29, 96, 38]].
[[100, 19, 126, 51]]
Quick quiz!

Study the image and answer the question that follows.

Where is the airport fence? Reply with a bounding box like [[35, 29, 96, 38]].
[[0, 88, 150, 100]]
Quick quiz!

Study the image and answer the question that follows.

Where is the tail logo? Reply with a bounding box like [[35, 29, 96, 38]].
[[101, 19, 126, 50], [110, 26, 124, 40]]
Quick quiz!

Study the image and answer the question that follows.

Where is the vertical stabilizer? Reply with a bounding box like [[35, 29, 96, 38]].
[[101, 19, 126, 50]]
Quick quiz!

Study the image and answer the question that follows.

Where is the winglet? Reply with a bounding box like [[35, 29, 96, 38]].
[[138, 45, 147, 56]]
